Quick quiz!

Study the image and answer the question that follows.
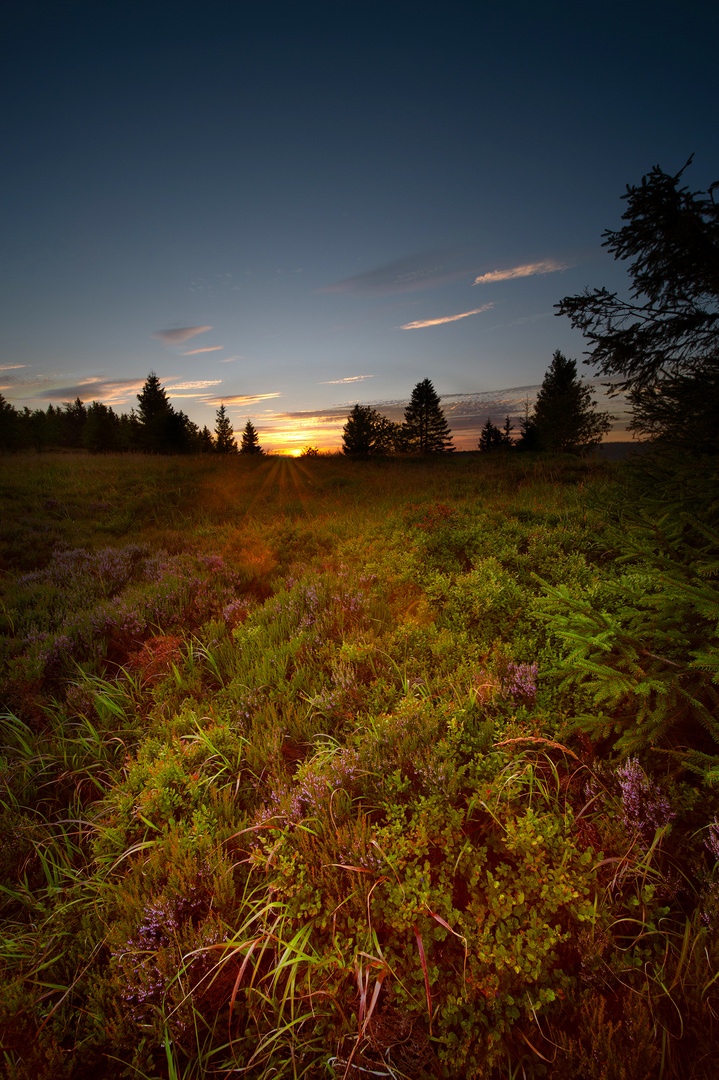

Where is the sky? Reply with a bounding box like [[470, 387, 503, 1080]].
[[1, 0, 717, 453]]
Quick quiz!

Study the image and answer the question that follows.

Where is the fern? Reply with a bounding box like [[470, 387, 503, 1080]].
[[536, 512, 719, 765]]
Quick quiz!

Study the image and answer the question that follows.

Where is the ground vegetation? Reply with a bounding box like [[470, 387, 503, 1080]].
[[0, 450, 717, 1078]]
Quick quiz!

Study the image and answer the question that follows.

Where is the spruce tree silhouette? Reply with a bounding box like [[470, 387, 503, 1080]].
[[558, 157, 719, 450], [342, 405, 379, 456], [136, 372, 175, 452], [240, 419, 263, 454], [214, 404, 238, 453], [527, 351, 612, 454], [404, 379, 453, 453]]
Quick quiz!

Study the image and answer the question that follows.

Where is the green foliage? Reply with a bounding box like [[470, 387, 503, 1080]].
[[537, 471, 719, 775], [0, 452, 717, 1078]]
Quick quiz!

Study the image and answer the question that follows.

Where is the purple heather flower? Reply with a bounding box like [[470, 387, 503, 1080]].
[[617, 758, 674, 841], [501, 662, 538, 703], [706, 817, 719, 862]]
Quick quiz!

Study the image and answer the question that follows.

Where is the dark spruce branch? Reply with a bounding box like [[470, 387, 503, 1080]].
[[557, 157, 719, 393]]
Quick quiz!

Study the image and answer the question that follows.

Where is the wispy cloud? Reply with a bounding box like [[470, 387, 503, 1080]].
[[38, 377, 146, 405], [401, 304, 494, 330], [167, 380, 222, 391], [183, 345, 224, 355], [205, 392, 282, 407], [473, 259, 568, 285], [0, 364, 26, 371], [152, 325, 213, 345], [320, 248, 476, 297], [320, 374, 375, 384], [220, 355, 244, 363]]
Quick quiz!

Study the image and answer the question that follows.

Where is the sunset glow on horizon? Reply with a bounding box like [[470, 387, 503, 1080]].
[[0, 2, 714, 451]]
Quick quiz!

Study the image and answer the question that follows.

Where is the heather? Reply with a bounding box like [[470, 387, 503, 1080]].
[[0, 451, 717, 1079]]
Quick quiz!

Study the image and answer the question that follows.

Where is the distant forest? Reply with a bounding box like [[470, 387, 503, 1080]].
[[0, 372, 219, 455], [0, 357, 614, 458]]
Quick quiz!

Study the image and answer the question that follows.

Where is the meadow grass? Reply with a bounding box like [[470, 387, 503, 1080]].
[[0, 451, 717, 1078]]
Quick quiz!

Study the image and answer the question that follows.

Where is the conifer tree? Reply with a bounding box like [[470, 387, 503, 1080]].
[[403, 378, 454, 454], [240, 419, 263, 454], [529, 351, 612, 454], [214, 404, 238, 453], [342, 405, 379, 456], [478, 416, 513, 451], [137, 372, 175, 452], [198, 425, 215, 453], [558, 158, 719, 450]]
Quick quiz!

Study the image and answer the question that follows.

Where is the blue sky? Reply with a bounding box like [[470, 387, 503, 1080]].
[[1, 0, 716, 451]]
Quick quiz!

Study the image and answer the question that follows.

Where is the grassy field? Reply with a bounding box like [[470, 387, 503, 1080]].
[[0, 451, 717, 1079]]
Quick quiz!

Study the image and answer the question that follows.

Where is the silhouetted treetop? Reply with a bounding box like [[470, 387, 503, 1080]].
[[404, 378, 454, 454], [214, 404, 238, 454], [524, 350, 612, 454], [558, 157, 719, 393], [240, 419, 263, 455]]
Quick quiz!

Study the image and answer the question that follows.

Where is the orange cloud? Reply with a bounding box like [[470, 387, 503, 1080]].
[[205, 392, 282, 406], [183, 345, 224, 355], [0, 364, 26, 371], [167, 380, 222, 390], [473, 259, 568, 285], [400, 304, 494, 330]]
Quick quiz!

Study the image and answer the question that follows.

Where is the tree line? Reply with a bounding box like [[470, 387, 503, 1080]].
[[0, 373, 264, 455], [342, 355, 612, 457], [2, 158, 715, 459], [344, 157, 718, 459]]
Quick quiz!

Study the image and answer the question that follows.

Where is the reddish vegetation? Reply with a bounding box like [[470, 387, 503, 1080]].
[[126, 634, 184, 680]]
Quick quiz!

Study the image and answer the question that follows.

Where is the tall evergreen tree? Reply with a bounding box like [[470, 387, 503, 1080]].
[[136, 372, 175, 452], [214, 404, 238, 453], [558, 158, 719, 450], [240, 419, 263, 454], [342, 405, 379, 456], [528, 351, 612, 454], [403, 378, 454, 454]]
